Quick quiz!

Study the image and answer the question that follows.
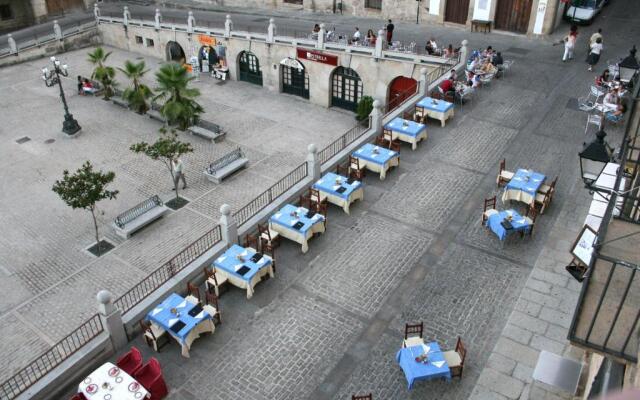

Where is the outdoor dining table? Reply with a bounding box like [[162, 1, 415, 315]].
[[396, 342, 451, 390], [383, 117, 427, 150], [502, 168, 546, 206], [213, 244, 274, 299], [312, 172, 364, 214], [269, 204, 326, 253], [486, 209, 532, 241], [415, 96, 454, 127], [352, 143, 399, 180], [146, 293, 215, 358], [79, 362, 150, 400]]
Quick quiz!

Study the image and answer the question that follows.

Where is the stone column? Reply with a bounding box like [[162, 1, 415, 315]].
[[93, 3, 100, 21], [419, 67, 429, 96], [459, 39, 469, 65], [307, 144, 321, 181], [267, 18, 276, 44], [219, 204, 238, 246], [154, 9, 162, 31], [187, 11, 195, 34], [224, 15, 233, 39], [123, 6, 130, 27], [316, 23, 325, 50], [370, 100, 383, 134], [8, 34, 16, 55], [97, 290, 128, 350], [53, 20, 62, 41], [374, 29, 384, 59]]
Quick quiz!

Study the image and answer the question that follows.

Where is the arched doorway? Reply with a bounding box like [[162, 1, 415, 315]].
[[238, 51, 263, 86], [166, 41, 186, 64], [387, 76, 417, 112], [280, 58, 309, 99], [445, 0, 471, 25], [494, 0, 533, 33], [331, 67, 363, 112]]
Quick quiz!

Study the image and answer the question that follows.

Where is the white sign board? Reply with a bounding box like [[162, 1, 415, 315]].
[[533, 0, 548, 35], [429, 0, 440, 15], [473, 0, 491, 21], [571, 225, 598, 267]]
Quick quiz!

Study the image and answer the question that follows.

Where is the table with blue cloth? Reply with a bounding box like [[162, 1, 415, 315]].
[[384, 117, 428, 150], [415, 96, 455, 127], [396, 342, 451, 389], [269, 204, 326, 253], [486, 209, 532, 241], [352, 143, 399, 180], [502, 169, 546, 206], [147, 293, 215, 357], [312, 172, 364, 214], [213, 244, 274, 299]]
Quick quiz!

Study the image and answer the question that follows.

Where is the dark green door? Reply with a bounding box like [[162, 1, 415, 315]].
[[282, 64, 309, 99], [331, 67, 363, 112], [238, 51, 263, 86]]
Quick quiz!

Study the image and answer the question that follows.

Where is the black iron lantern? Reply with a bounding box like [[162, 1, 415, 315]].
[[579, 130, 613, 185], [618, 46, 639, 83]]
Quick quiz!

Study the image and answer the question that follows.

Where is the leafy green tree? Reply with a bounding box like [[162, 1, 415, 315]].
[[130, 129, 194, 202], [119, 60, 153, 113], [356, 95, 374, 123], [154, 63, 203, 130], [88, 47, 117, 99], [52, 161, 118, 256]]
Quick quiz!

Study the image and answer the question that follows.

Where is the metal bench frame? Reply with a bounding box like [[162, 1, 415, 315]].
[[115, 195, 163, 228]]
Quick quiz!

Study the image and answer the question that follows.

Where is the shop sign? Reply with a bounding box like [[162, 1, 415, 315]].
[[198, 34, 217, 46], [296, 48, 338, 66], [280, 57, 305, 70]]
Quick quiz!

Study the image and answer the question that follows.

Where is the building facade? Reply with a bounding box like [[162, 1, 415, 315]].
[[0, 0, 89, 33]]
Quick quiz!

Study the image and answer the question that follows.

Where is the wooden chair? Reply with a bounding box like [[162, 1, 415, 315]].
[[382, 129, 393, 145], [139, 320, 167, 352], [203, 267, 228, 297], [317, 202, 328, 231], [299, 194, 313, 210], [258, 223, 280, 248], [309, 187, 323, 205], [185, 282, 201, 305], [352, 394, 372, 400], [242, 233, 260, 251], [336, 163, 350, 178], [375, 135, 390, 149], [349, 155, 365, 180], [523, 205, 538, 237], [535, 190, 551, 214], [204, 291, 222, 325], [497, 159, 514, 186], [538, 176, 558, 197], [261, 238, 276, 274], [482, 196, 498, 224], [403, 322, 425, 348], [443, 336, 466, 378], [390, 140, 401, 153]]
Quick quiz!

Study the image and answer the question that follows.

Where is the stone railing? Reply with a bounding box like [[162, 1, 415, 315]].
[[1, 20, 97, 59]]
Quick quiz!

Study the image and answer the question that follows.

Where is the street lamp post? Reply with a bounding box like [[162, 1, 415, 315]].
[[579, 129, 613, 187], [42, 56, 81, 135]]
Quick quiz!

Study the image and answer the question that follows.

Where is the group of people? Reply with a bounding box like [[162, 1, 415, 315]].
[[77, 76, 97, 95], [596, 69, 627, 122], [559, 25, 604, 72]]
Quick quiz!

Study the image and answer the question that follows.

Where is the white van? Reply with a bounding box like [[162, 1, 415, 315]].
[[564, 0, 609, 24]]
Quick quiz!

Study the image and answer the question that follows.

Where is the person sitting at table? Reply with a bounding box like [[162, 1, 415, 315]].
[[82, 78, 96, 95], [596, 69, 610, 87], [605, 103, 626, 123], [439, 78, 454, 95], [425, 41, 435, 55], [482, 46, 494, 59], [481, 60, 497, 75], [448, 69, 457, 81], [428, 38, 440, 55], [351, 27, 361, 43], [469, 72, 482, 89], [366, 29, 376, 46], [455, 80, 474, 103], [493, 52, 504, 68], [443, 44, 455, 58], [603, 88, 619, 107], [467, 56, 479, 72]]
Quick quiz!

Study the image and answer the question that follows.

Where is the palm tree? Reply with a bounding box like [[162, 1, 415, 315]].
[[88, 47, 117, 99], [154, 62, 203, 130], [119, 60, 153, 114]]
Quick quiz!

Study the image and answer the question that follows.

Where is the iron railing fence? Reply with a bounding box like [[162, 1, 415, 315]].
[[318, 118, 371, 165]]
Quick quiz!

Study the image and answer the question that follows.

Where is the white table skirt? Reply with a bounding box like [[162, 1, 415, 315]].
[[216, 262, 274, 299], [358, 156, 399, 180], [79, 362, 150, 399], [389, 130, 428, 150], [270, 220, 325, 253], [319, 187, 364, 214], [415, 106, 454, 127], [502, 189, 535, 206], [151, 318, 215, 358]]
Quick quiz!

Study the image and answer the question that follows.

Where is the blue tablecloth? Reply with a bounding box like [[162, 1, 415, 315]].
[[353, 143, 398, 166], [487, 210, 531, 241], [147, 293, 212, 345], [269, 204, 325, 234], [506, 169, 546, 198], [396, 342, 451, 389], [312, 172, 362, 200], [213, 244, 272, 282], [416, 97, 454, 113], [384, 118, 427, 138]]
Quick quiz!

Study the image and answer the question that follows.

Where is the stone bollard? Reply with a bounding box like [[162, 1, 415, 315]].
[[97, 290, 128, 351], [307, 144, 321, 181], [154, 9, 161, 31], [370, 99, 383, 134], [219, 204, 238, 246], [224, 15, 233, 39], [316, 23, 325, 50], [187, 11, 195, 34], [123, 6, 130, 27], [267, 18, 276, 44], [419, 67, 429, 97], [459, 39, 469, 64], [374, 29, 384, 59], [53, 20, 62, 41], [8, 34, 16, 55], [93, 2, 100, 20]]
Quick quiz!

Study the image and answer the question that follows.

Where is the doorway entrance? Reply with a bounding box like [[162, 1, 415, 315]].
[[166, 41, 186, 64], [238, 51, 263, 86], [331, 67, 363, 112], [387, 76, 417, 113], [46, 0, 85, 15], [494, 0, 533, 33], [281, 59, 309, 99], [444, 0, 470, 25]]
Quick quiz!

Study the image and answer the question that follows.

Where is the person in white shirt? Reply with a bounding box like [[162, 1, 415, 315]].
[[352, 27, 361, 43], [172, 158, 187, 190], [587, 37, 603, 71]]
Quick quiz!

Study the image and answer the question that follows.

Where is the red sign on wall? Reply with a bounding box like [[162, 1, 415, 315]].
[[296, 48, 338, 66]]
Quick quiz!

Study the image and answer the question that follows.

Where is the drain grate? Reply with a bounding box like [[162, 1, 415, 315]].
[[505, 47, 529, 55], [44, 139, 55, 144], [15, 136, 31, 144]]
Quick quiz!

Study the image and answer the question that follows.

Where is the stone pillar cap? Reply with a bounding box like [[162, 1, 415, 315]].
[[420, 67, 428, 75], [220, 204, 231, 215], [97, 290, 113, 304], [372, 99, 381, 108], [308, 143, 317, 153]]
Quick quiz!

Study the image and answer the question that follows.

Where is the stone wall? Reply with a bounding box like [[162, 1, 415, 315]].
[[0, 0, 35, 32]]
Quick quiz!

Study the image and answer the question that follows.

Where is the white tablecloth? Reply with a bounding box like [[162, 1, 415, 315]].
[[318, 187, 364, 214], [415, 106, 454, 127], [358, 156, 399, 180], [215, 261, 274, 299], [79, 362, 149, 400], [502, 189, 535, 206], [269, 219, 325, 253], [387, 129, 428, 150]]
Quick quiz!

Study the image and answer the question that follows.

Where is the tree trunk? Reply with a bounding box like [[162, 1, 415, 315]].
[[166, 160, 179, 202], [90, 207, 101, 256]]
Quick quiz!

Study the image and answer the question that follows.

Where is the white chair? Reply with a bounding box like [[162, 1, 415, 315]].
[[578, 86, 605, 112], [501, 60, 514, 77], [480, 73, 495, 87], [585, 113, 603, 137]]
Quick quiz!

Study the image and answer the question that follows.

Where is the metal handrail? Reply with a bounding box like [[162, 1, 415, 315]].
[[318, 118, 371, 165]]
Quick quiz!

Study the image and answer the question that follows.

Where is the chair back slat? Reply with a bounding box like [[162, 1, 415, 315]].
[[499, 159, 506, 174], [205, 291, 219, 309], [352, 394, 372, 400], [483, 196, 496, 212], [404, 322, 423, 339], [456, 336, 467, 364], [187, 282, 200, 302]]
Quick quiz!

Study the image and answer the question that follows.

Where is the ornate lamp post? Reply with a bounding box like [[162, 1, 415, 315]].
[[579, 129, 613, 187], [42, 56, 81, 135]]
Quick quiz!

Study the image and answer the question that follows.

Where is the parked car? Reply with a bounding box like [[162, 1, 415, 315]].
[[564, 0, 610, 24]]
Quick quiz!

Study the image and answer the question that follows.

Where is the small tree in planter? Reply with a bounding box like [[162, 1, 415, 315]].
[[52, 161, 118, 256], [154, 62, 203, 130], [356, 95, 374, 126], [88, 47, 117, 100], [119, 60, 153, 114], [130, 129, 194, 209]]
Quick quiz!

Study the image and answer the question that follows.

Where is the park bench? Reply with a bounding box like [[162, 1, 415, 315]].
[[113, 195, 169, 239], [146, 102, 166, 123], [188, 119, 226, 143], [111, 88, 129, 109], [204, 147, 248, 184]]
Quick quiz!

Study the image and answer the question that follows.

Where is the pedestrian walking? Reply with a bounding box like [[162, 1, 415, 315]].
[[561, 25, 578, 62], [589, 28, 603, 50], [172, 157, 187, 190], [587, 37, 603, 71], [386, 19, 394, 45]]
